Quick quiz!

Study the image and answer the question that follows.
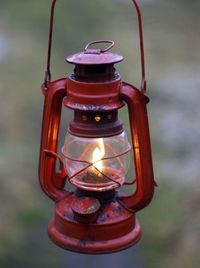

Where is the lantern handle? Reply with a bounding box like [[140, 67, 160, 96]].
[[118, 82, 155, 212], [44, 0, 146, 93]]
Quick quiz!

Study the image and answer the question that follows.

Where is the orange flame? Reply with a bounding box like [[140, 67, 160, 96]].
[[92, 138, 105, 173]]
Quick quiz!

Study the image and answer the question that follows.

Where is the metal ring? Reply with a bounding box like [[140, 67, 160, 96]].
[[84, 40, 115, 53], [61, 145, 131, 164]]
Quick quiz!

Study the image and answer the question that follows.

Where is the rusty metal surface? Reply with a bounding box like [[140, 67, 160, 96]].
[[72, 196, 100, 216], [48, 194, 141, 254], [71, 196, 101, 223], [65, 75, 124, 112], [67, 40, 123, 65], [66, 52, 123, 66]]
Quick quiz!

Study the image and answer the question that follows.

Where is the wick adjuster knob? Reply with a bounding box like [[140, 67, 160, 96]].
[[71, 196, 101, 224]]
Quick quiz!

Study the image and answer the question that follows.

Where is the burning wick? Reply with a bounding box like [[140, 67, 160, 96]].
[[92, 138, 105, 173]]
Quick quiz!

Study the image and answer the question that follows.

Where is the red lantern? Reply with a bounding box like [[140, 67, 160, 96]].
[[39, 0, 156, 254]]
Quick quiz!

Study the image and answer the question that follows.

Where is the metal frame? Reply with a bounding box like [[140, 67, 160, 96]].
[[44, 0, 146, 93]]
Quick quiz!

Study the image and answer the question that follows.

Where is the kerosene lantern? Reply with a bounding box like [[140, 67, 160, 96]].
[[39, 0, 156, 254]]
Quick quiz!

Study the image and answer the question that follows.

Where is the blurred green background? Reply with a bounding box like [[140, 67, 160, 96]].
[[0, 0, 200, 267]]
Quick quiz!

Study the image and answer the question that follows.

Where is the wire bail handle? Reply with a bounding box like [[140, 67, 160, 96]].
[[44, 0, 146, 94]]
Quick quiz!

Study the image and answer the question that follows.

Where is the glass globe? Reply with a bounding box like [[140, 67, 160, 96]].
[[62, 131, 130, 191]]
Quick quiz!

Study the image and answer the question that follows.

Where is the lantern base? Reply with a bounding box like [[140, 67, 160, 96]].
[[48, 193, 141, 254]]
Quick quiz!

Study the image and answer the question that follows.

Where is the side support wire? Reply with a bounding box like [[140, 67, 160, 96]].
[[132, 0, 146, 94], [44, 0, 57, 89]]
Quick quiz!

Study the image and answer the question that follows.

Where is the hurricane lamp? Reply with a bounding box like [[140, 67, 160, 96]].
[[39, 0, 156, 254]]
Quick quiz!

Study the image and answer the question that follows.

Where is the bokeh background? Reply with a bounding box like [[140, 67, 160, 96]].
[[0, 0, 200, 267]]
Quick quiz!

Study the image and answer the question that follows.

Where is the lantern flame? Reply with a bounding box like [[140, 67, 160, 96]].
[[92, 138, 105, 173]]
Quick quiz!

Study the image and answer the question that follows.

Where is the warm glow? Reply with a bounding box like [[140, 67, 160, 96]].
[[92, 138, 105, 173]]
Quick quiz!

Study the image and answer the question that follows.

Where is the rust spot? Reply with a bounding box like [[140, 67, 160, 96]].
[[88, 235, 95, 241], [80, 239, 86, 246], [99, 217, 106, 223], [113, 206, 123, 215]]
